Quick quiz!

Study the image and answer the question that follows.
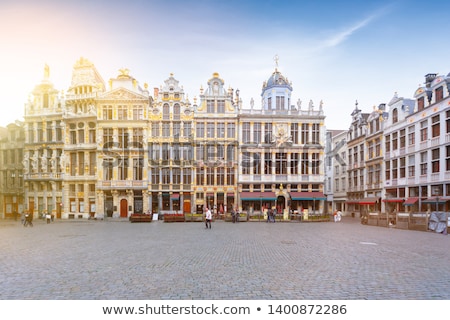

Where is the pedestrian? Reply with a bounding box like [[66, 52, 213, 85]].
[[272, 208, 277, 222], [25, 212, 33, 227], [205, 207, 212, 229], [46, 213, 51, 224], [337, 210, 342, 222], [231, 207, 236, 223], [333, 210, 338, 222]]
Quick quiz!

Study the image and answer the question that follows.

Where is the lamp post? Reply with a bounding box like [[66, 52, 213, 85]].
[[313, 197, 316, 216], [259, 194, 262, 222]]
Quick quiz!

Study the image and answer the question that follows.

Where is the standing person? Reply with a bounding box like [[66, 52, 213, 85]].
[[26, 212, 33, 227], [231, 207, 236, 223], [205, 207, 212, 229], [333, 210, 338, 222]]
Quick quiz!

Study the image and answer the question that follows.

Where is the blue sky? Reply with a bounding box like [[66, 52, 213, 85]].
[[1, 0, 449, 129]]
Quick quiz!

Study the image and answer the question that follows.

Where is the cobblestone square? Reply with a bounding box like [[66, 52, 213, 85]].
[[0, 218, 449, 300]]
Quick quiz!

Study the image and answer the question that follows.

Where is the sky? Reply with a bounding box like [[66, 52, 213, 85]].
[[1, 0, 449, 129]]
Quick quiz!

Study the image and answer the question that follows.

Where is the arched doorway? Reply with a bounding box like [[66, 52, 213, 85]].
[[120, 199, 128, 218], [276, 196, 285, 214]]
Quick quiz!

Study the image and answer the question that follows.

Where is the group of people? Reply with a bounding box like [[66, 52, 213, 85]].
[[267, 208, 277, 223], [333, 210, 342, 222], [22, 213, 33, 227]]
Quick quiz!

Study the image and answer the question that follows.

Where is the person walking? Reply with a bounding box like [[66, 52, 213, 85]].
[[25, 212, 33, 227], [231, 207, 236, 223], [205, 207, 212, 229]]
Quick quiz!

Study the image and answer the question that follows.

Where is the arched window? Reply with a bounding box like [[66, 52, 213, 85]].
[[173, 103, 180, 120], [163, 103, 170, 120], [392, 108, 398, 123]]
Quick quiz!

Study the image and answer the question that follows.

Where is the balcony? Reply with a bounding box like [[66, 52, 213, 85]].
[[99, 180, 148, 189]]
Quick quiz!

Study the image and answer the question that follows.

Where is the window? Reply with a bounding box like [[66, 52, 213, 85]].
[[432, 148, 440, 173], [196, 167, 204, 185], [301, 124, 309, 144], [417, 97, 425, 111], [385, 135, 391, 153], [217, 100, 225, 113], [89, 122, 96, 144], [133, 106, 143, 120], [400, 129, 406, 149], [242, 152, 250, 174], [118, 157, 128, 180], [151, 168, 160, 184], [207, 100, 214, 113], [217, 168, 225, 185], [242, 122, 250, 143], [264, 153, 272, 175], [133, 158, 143, 180], [152, 123, 160, 137], [173, 104, 180, 120], [420, 151, 427, 175], [408, 125, 415, 146], [290, 123, 298, 144], [173, 122, 181, 138], [276, 96, 285, 110], [408, 155, 415, 178], [196, 123, 204, 138], [431, 115, 440, 138], [206, 123, 215, 138], [252, 153, 260, 174], [161, 168, 170, 185], [217, 123, 225, 138], [226, 168, 235, 185], [183, 122, 192, 138], [446, 146, 450, 171], [446, 110, 450, 134], [118, 106, 128, 120], [392, 108, 398, 123], [435, 86, 444, 102], [312, 124, 320, 144], [118, 128, 128, 149], [290, 153, 298, 174], [70, 124, 77, 144], [163, 104, 170, 120], [264, 123, 272, 143], [206, 167, 214, 185], [253, 123, 261, 144], [420, 120, 428, 142], [400, 157, 406, 178], [392, 132, 398, 150], [103, 159, 113, 180], [275, 153, 287, 174], [172, 168, 181, 185], [385, 161, 390, 180], [392, 159, 398, 179], [227, 123, 235, 139], [46, 121, 53, 142], [301, 152, 308, 174], [183, 168, 192, 184]]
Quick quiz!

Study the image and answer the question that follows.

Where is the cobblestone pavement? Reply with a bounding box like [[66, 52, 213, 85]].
[[0, 217, 449, 300]]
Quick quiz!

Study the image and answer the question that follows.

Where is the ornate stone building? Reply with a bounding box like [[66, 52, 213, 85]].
[[0, 123, 25, 219], [193, 72, 239, 215], [238, 67, 326, 218]]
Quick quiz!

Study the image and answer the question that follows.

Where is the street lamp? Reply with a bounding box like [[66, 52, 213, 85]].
[[313, 197, 316, 216]]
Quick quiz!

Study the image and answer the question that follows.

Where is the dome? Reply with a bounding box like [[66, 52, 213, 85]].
[[262, 69, 292, 92]]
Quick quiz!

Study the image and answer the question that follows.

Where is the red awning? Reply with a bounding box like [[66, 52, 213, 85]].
[[383, 198, 404, 203], [345, 200, 360, 204], [240, 191, 277, 200], [226, 193, 235, 197], [403, 197, 419, 206], [171, 193, 180, 200], [290, 192, 326, 200], [422, 196, 450, 204], [359, 197, 380, 205]]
